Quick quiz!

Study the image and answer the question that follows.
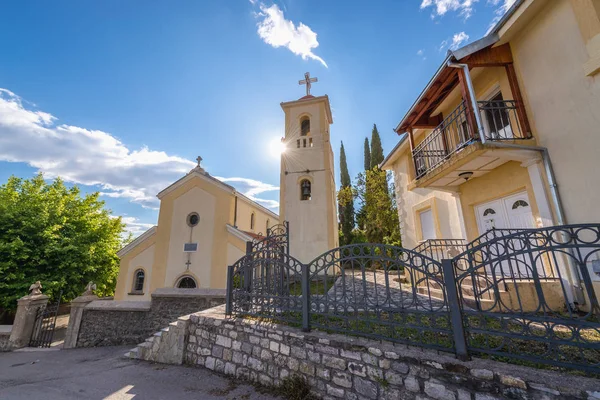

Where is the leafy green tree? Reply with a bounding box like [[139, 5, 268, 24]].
[[338, 142, 355, 245], [352, 124, 401, 246], [0, 174, 126, 314], [363, 137, 371, 171], [355, 169, 401, 246], [370, 124, 384, 169]]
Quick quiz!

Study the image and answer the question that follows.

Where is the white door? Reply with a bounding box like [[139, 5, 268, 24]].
[[503, 192, 535, 229], [419, 209, 436, 240], [475, 199, 509, 234], [475, 192, 534, 233], [475, 192, 536, 277]]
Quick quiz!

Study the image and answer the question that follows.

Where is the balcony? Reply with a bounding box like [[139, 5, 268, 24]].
[[412, 98, 532, 180]]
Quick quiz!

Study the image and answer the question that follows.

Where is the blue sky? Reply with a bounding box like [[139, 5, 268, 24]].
[[0, 0, 514, 236]]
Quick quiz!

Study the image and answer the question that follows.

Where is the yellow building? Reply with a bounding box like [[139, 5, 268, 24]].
[[115, 82, 338, 299], [114, 161, 279, 300], [382, 0, 600, 306]]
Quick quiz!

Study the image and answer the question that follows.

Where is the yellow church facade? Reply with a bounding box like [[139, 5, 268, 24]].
[[114, 163, 279, 301], [114, 77, 339, 300], [382, 0, 600, 304]]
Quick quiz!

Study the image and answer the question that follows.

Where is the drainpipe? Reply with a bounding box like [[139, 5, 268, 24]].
[[234, 195, 238, 228], [446, 61, 584, 304], [447, 62, 486, 144]]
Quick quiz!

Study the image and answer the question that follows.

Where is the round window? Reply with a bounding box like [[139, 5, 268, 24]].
[[187, 213, 200, 227]]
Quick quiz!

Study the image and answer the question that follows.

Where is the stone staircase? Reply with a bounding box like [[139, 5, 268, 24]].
[[416, 274, 507, 310], [124, 315, 190, 365]]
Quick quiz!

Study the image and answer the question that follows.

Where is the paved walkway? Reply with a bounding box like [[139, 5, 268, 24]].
[[0, 346, 280, 400], [322, 271, 447, 312]]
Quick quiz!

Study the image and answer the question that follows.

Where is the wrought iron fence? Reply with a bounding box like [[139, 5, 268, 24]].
[[251, 221, 289, 256], [226, 223, 600, 373], [413, 239, 466, 262]]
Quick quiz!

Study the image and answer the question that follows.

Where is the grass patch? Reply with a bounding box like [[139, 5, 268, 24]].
[[242, 310, 600, 377], [288, 278, 335, 296], [274, 375, 318, 400]]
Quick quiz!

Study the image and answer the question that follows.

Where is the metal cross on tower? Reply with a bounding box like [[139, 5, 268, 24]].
[[196, 156, 202, 167], [298, 72, 318, 96]]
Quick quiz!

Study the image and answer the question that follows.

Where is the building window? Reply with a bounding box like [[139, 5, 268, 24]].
[[483, 208, 496, 216], [250, 213, 255, 230], [512, 200, 529, 209], [300, 117, 310, 136], [266, 219, 270, 233], [177, 276, 197, 289], [300, 179, 311, 201], [187, 212, 200, 227], [133, 269, 145, 292]]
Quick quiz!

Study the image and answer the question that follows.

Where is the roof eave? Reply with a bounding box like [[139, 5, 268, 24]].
[[393, 34, 502, 135]]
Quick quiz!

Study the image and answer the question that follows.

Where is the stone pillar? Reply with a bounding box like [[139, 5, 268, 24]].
[[64, 283, 99, 349], [8, 294, 49, 349]]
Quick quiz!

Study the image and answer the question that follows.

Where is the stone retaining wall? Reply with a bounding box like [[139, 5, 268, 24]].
[[0, 328, 11, 352], [76, 288, 225, 347], [184, 306, 600, 400]]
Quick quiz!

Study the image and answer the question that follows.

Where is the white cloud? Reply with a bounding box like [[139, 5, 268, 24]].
[[0, 89, 280, 220], [421, 0, 478, 19], [417, 49, 424, 56], [486, 0, 517, 34], [254, 3, 328, 68], [450, 31, 470, 50], [120, 216, 155, 238], [439, 31, 470, 52]]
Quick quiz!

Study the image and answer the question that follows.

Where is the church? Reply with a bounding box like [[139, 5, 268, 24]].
[[114, 74, 338, 300]]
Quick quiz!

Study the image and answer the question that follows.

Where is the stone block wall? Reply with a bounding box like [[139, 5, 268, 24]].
[[184, 306, 600, 400], [76, 288, 225, 347], [0, 329, 11, 352]]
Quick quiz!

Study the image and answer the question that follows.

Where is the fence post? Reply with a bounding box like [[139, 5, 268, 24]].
[[246, 241, 253, 255], [441, 259, 469, 361], [301, 264, 310, 332], [225, 265, 234, 315]]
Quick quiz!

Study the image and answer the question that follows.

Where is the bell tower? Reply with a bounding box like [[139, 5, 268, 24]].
[[279, 73, 338, 262]]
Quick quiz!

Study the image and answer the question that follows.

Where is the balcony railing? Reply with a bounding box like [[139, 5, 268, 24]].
[[412, 99, 531, 179]]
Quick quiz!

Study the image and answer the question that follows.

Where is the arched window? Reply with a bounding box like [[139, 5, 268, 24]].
[[133, 269, 145, 293], [177, 276, 197, 289], [266, 219, 270, 233], [300, 179, 311, 201], [300, 117, 310, 136], [512, 200, 529, 209], [483, 208, 496, 216], [250, 213, 255, 230]]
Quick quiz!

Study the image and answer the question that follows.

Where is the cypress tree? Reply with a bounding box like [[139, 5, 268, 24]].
[[370, 124, 384, 169], [363, 137, 371, 171], [338, 142, 354, 245]]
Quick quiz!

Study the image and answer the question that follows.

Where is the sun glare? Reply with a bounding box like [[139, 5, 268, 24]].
[[269, 137, 286, 158]]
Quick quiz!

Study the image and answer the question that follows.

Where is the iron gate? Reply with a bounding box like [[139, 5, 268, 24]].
[[29, 293, 61, 348]]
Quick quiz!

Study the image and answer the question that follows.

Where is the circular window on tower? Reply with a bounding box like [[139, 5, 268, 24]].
[[187, 212, 200, 227]]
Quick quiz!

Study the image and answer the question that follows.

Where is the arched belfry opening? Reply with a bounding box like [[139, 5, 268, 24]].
[[300, 117, 310, 136], [300, 179, 312, 201]]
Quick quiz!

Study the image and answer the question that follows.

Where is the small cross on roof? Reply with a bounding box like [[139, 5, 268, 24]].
[[196, 156, 202, 167], [298, 72, 318, 96]]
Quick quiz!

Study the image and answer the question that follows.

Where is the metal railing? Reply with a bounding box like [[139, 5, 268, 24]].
[[413, 239, 466, 262], [413, 99, 531, 179], [227, 224, 600, 374]]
